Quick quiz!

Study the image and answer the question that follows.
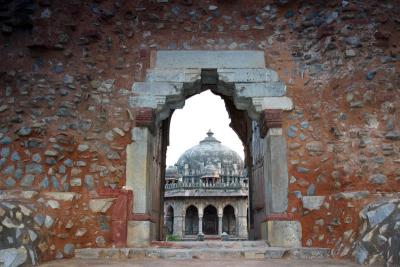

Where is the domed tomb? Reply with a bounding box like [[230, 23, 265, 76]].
[[174, 130, 245, 184]]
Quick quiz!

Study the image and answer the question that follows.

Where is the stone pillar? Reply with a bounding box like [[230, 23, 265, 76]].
[[261, 218, 302, 248], [260, 109, 288, 214], [173, 215, 184, 238], [218, 215, 223, 236], [237, 215, 248, 239], [259, 109, 301, 247], [198, 216, 203, 234], [126, 108, 158, 247], [181, 215, 185, 237]]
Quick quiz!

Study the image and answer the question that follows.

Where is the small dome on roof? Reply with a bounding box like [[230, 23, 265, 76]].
[[165, 165, 179, 179], [202, 164, 220, 178]]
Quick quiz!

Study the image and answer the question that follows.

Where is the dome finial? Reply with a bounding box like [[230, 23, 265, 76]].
[[207, 129, 214, 137]]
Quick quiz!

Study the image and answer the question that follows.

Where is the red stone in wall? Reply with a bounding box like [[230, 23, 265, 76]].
[[96, 188, 133, 247], [260, 109, 283, 138], [135, 108, 155, 128]]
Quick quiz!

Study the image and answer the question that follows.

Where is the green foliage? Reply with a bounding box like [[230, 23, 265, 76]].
[[166, 234, 181, 241]]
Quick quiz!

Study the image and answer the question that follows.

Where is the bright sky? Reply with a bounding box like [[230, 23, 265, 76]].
[[166, 90, 244, 166]]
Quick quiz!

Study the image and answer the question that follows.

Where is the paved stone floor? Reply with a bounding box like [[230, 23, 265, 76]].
[[40, 258, 362, 267]]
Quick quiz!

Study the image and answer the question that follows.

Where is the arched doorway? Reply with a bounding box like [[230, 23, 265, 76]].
[[126, 50, 299, 247], [185, 205, 199, 235], [165, 206, 174, 235], [223, 205, 236, 235], [203, 205, 218, 235]]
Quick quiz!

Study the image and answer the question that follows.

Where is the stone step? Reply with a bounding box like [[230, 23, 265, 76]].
[[75, 247, 331, 260], [151, 240, 269, 249]]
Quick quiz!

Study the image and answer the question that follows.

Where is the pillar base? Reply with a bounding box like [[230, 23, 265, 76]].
[[261, 220, 302, 247], [127, 220, 155, 247]]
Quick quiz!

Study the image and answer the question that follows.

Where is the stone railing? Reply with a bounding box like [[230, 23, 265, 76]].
[[165, 181, 248, 190]]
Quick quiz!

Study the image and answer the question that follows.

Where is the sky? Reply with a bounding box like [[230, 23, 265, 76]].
[[166, 90, 244, 166]]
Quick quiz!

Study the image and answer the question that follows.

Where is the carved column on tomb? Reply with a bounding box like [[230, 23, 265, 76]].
[[173, 205, 184, 238], [218, 215, 223, 236], [198, 208, 203, 235], [237, 200, 248, 239]]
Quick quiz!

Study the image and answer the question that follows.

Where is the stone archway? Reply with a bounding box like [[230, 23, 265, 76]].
[[165, 206, 174, 235], [203, 205, 218, 235], [185, 205, 199, 236], [223, 205, 236, 235], [125, 50, 301, 247]]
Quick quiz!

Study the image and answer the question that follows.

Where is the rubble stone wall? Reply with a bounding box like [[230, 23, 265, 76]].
[[0, 0, 399, 265]]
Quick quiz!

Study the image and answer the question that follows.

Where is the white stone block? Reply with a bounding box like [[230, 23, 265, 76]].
[[235, 81, 286, 97], [129, 95, 166, 109], [127, 221, 152, 247], [262, 220, 302, 247], [44, 192, 79, 201], [89, 198, 115, 213], [155, 50, 265, 69], [218, 68, 279, 83], [146, 68, 201, 83], [132, 82, 183, 96], [252, 96, 294, 111]]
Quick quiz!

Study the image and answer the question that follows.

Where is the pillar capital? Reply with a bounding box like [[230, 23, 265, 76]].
[[260, 109, 283, 138], [135, 107, 155, 129]]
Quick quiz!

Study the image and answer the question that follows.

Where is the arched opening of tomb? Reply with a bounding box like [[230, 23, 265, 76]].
[[185, 205, 199, 236], [163, 90, 249, 240], [203, 205, 218, 235], [223, 205, 236, 235], [165, 206, 174, 235]]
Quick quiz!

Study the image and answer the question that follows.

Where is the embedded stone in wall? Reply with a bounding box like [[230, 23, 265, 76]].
[[89, 198, 115, 213], [302, 196, 326, 211], [0, 247, 27, 267]]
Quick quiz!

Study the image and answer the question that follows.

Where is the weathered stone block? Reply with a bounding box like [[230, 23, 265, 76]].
[[89, 198, 115, 213], [44, 192, 79, 201], [218, 68, 279, 83], [252, 97, 293, 111], [146, 68, 201, 83], [262, 220, 302, 247], [155, 50, 265, 68], [127, 221, 152, 247], [235, 81, 286, 97], [132, 82, 183, 96]]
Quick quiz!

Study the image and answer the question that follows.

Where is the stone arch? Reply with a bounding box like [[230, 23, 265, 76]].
[[185, 205, 199, 236], [126, 50, 301, 247], [165, 205, 174, 235], [223, 204, 236, 235], [203, 205, 218, 235]]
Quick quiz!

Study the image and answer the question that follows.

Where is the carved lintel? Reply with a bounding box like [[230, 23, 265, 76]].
[[260, 109, 283, 138], [135, 107, 155, 129]]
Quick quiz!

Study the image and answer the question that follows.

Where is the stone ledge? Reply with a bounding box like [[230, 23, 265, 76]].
[[218, 68, 279, 83], [154, 50, 265, 69], [252, 97, 294, 111], [235, 81, 286, 97], [145, 68, 201, 83], [75, 246, 331, 260]]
